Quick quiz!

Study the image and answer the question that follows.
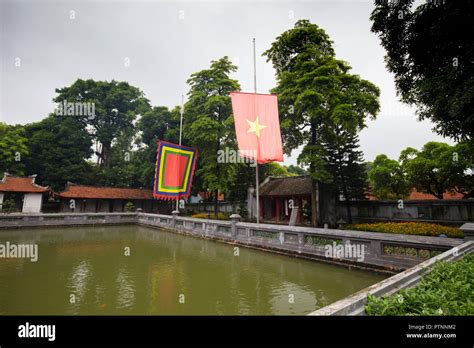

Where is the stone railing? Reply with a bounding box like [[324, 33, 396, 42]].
[[310, 240, 474, 315], [0, 212, 464, 272], [137, 212, 464, 272], [0, 212, 137, 228]]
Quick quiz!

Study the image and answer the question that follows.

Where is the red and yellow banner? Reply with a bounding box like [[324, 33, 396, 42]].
[[153, 140, 198, 201]]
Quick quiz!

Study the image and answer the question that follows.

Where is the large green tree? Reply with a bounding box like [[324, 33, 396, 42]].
[[133, 106, 181, 189], [286, 165, 308, 176], [451, 140, 474, 199], [317, 130, 369, 222], [371, 0, 474, 140], [368, 154, 410, 200], [264, 20, 380, 225], [0, 123, 28, 176], [53, 79, 151, 169], [23, 115, 94, 191], [401, 141, 473, 199], [184, 57, 241, 217]]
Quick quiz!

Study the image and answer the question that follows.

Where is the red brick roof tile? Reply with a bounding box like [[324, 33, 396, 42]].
[[259, 175, 313, 196], [57, 184, 153, 200], [367, 188, 465, 200], [0, 174, 48, 193], [407, 188, 464, 200]]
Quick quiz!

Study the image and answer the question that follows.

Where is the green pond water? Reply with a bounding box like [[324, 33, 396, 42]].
[[0, 225, 385, 315]]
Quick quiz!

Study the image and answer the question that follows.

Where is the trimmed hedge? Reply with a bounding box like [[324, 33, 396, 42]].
[[345, 222, 463, 238], [191, 212, 229, 220], [366, 253, 474, 316]]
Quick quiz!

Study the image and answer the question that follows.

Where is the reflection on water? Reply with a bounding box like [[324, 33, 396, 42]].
[[0, 225, 386, 315], [67, 260, 91, 314], [115, 267, 136, 310]]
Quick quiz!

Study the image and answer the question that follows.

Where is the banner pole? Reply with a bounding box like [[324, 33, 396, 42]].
[[176, 94, 184, 212], [253, 38, 260, 224]]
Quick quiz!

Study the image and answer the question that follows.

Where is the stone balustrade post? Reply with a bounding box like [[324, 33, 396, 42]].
[[230, 214, 241, 239], [460, 223, 474, 241], [172, 210, 179, 229]]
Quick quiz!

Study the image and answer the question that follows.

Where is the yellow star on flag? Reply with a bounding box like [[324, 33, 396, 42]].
[[246, 117, 267, 138]]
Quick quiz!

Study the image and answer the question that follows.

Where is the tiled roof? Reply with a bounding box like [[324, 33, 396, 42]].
[[367, 188, 465, 200], [407, 188, 464, 200], [198, 191, 225, 201], [0, 174, 48, 193], [259, 175, 313, 196], [259, 175, 467, 201], [57, 184, 154, 200]]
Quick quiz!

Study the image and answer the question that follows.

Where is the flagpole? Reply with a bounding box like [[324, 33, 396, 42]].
[[253, 38, 260, 224], [176, 94, 184, 212]]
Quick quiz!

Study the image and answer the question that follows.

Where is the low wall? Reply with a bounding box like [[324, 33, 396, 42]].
[[337, 199, 474, 225], [309, 240, 474, 315], [137, 212, 463, 272], [0, 212, 137, 228], [0, 212, 464, 272], [184, 201, 243, 215]]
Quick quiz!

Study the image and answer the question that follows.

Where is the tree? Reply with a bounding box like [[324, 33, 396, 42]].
[[318, 129, 369, 222], [0, 123, 28, 175], [263, 162, 292, 177], [138, 106, 178, 146], [368, 154, 410, 200], [184, 57, 241, 217], [53, 79, 151, 169], [371, 1, 474, 140], [400, 142, 471, 199], [23, 115, 95, 191], [133, 106, 181, 189], [264, 20, 380, 225], [451, 140, 474, 198], [225, 163, 255, 203], [286, 165, 308, 176], [94, 128, 138, 188]]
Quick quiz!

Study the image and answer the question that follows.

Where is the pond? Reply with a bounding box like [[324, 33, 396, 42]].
[[0, 225, 386, 315]]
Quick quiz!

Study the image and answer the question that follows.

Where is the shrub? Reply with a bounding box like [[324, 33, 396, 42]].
[[124, 202, 136, 212], [1, 198, 18, 213], [345, 222, 463, 238], [366, 253, 474, 316], [191, 212, 229, 220], [237, 203, 248, 219]]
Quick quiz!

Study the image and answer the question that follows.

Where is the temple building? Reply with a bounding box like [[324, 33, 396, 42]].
[[56, 183, 165, 213], [257, 175, 318, 226], [0, 173, 49, 213]]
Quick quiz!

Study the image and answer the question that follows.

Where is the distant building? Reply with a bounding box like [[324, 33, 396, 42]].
[[56, 183, 167, 213], [0, 173, 49, 213], [257, 175, 316, 225], [255, 175, 470, 227], [367, 188, 466, 200]]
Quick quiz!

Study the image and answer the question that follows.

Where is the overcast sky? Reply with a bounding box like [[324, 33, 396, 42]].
[[0, 0, 453, 165]]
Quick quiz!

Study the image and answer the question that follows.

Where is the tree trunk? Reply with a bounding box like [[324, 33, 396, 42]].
[[99, 141, 112, 169], [345, 198, 352, 224], [340, 172, 352, 223], [311, 179, 318, 227], [309, 124, 318, 226], [214, 190, 219, 218]]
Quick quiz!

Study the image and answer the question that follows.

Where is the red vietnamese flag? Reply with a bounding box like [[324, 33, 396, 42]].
[[230, 92, 283, 164]]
